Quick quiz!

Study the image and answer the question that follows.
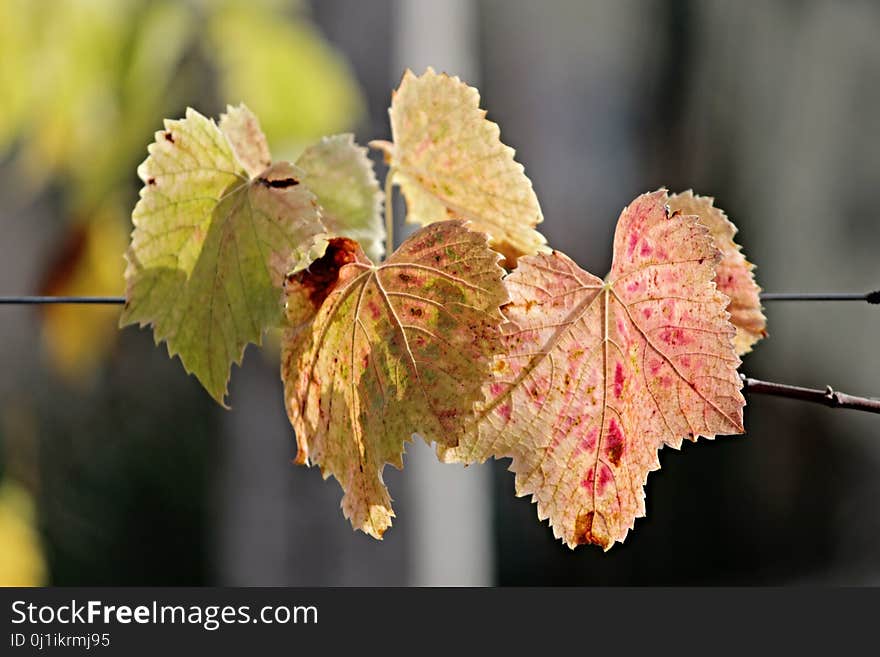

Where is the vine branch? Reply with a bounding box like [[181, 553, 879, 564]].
[[741, 374, 880, 414]]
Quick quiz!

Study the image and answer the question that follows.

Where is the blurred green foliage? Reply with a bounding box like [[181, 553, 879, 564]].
[[0, 0, 364, 378], [0, 0, 364, 584], [209, 3, 363, 156], [0, 480, 46, 586], [0, 0, 363, 199]]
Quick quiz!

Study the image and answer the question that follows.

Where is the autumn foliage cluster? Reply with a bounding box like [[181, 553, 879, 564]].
[[121, 69, 767, 549]]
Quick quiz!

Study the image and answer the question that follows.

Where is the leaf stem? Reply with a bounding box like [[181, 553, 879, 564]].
[[741, 374, 880, 414], [384, 168, 395, 259]]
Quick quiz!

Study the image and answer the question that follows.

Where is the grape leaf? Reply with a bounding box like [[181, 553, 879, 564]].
[[219, 103, 272, 178], [444, 190, 745, 549], [296, 134, 385, 263], [281, 221, 507, 538], [219, 109, 384, 263], [371, 68, 547, 266], [120, 107, 327, 405], [668, 191, 767, 355]]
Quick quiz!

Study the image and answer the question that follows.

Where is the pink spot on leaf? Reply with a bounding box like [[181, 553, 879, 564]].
[[627, 232, 639, 257], [613, 363, 625, 398], [659, 327, 691, 347], [580, 428, 598, 452], [606, 419, 625, 465], [597, 464, 613, 495], [581, 468, 595, 490]]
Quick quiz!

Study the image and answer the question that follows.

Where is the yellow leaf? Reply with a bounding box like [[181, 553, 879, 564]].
[[373, 68, 548, 266]]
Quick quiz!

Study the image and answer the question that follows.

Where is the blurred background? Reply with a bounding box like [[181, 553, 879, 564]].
[[1, 0, 878, 586]]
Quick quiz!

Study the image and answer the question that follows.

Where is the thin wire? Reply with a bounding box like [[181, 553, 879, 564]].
[[761, 291, 878, 303], [0, 296, 125, 304], [0, 290, 876, 305]]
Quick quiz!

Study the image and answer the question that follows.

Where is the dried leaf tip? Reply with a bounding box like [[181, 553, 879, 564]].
[[667, 190, 767, 355]]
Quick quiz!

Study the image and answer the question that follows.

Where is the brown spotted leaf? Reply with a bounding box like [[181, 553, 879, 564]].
[[371, 68, 547, 266], [444, 190, 745, 549], [282, 220, 507, 538], [668, 191, 766, 354]]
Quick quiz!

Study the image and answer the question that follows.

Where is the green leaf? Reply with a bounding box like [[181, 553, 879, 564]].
[[121, 108, 327, 405], [296, 134, 385, 263]]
